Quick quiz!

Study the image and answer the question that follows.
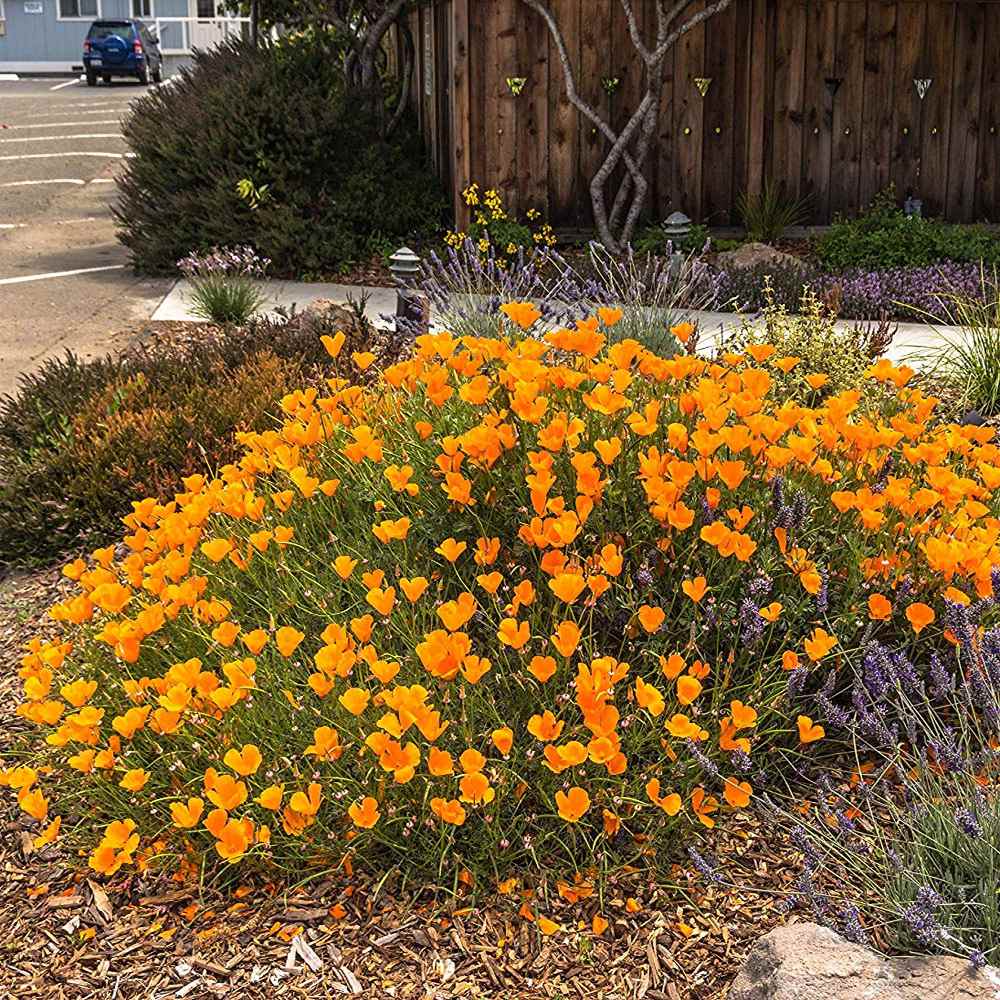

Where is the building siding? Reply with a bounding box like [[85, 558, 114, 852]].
[[0, 0, 187, 71]]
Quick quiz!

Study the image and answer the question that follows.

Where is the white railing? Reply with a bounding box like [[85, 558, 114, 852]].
[[154, 17, 251, 56]]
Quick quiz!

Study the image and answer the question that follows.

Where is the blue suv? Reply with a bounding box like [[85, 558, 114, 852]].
[[83, 19, 163, 86]]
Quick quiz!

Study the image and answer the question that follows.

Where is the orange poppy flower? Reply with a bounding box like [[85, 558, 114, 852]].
[[676, 675, 702, 706], [645, 778, 682, 815], [555, 786, 590, 823], [477, 570, 503, 595], [431, 797, 467, 825], [548, 572, 588, 604], [400, 577, 429, 602], [660, 653, 686, 680], [170, 796, 204, 828], [637, 605, 665, 633], [682, 577, 708, 603], [498, 618, 530, 649], [730, 700, 758, 730], [797, 715, 825, 744], [459, 771, 495, 804], [868, 594, 892, 620], [906, 602, 935, 634], [528, 655, 557, 682], [528, 710, 564, 742], [635, 677, 665, 716], [723, 778, 753, 808], [339, 687, 370, 716], [428, 748, 454, 776], [550, 620, 582, 657], [223, 744, 262, 776], [257, 785, 283, 810], [348, 796, 381, 829], [435, 538, 467, 562], [499, 301, 542, 330], [804, 627, 837, 662], [691, 787, 719, 828]]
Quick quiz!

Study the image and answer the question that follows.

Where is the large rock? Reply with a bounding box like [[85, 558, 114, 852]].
[[729, 923, 998, 1000], [716, 241, 806, 271]]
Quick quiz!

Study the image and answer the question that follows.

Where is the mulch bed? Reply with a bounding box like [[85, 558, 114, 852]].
[[0, 564, 798, 1000]]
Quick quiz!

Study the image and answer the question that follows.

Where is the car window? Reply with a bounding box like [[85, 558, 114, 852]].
[[87, 22, 135, 40]]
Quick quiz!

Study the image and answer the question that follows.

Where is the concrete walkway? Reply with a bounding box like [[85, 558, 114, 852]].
[[154, 278, 963, 367]]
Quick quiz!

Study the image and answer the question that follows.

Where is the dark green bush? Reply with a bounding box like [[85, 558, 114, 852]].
[[115, 36, 447, 276], [816, 192, 1000, 271], [0, 315, 359, 568]]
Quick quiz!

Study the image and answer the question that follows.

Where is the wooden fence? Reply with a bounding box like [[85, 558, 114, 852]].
[[403, 0, 1000, 229]]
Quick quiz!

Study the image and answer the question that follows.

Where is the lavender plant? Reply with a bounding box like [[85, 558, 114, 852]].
[[409, 238, 575, 340], [177, 245, 270, 325], [566, 241, 722, 354], [773, 604, 1000, 964]]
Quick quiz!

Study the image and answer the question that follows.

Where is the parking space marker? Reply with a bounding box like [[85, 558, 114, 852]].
[[50, 78, 83, 91], [0, 264, 125, 286], [0, 178, 86, 187], [0, 152, 126, 161], [5, 120, 119, 129], [0, 133, 121, 143]]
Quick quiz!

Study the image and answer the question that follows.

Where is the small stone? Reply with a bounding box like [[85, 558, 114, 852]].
[[729, 923, 996, 999]]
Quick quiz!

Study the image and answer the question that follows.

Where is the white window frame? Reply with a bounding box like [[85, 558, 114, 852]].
[[57, 0, 101, 21], [131, 0, 153, 20], [55, 0, 101, 21], [0, 0, 6, 23]]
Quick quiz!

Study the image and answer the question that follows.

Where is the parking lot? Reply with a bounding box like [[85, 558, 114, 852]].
[[0, 77, 171, 396]]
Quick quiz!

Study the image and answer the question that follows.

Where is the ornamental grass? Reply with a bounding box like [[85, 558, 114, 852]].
[[6, 304, 1000, 894]]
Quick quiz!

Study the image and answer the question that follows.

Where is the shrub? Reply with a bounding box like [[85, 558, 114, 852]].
[[115, 36, 446, 277], [722, 284, 893, 406], [633, 223, 711, 257], [6, 305, 999, 896], [775, 615, 1000, 964], [445, 184, 557, 260], [816, 192, 1000, 271], [0, 312, 371, 568], [177, 246, 270, 325], [715, 260, 821, 314]]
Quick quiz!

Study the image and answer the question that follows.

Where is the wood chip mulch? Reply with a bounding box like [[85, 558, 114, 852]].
[[1, 564, 799, 1000]]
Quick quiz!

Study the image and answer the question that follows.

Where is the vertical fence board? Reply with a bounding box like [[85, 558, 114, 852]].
[[450, 0, 471, 227], [673, 0, 707, 217], [829, 2, 867, 217], [517, 1, 550, 216], [890, 1, 925, 203], [860, 1, 898, 209], [702, 9, 737, 223], [728, 0, 754, 221], [578, 1, 612, 223], [773, 1, 807, 199], [978, 6, 1000, 218], [801, 0, 837, 219], [919, 1, 956, 216], [946, 2, 984, 219], [546, 0, 581, 222]]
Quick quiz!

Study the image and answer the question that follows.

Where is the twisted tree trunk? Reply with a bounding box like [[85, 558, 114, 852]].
[[519, 0, 733, 252]]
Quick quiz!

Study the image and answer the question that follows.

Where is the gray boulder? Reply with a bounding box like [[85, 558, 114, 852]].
[[729, 923, 999, 1000], [716, 241, 806, 271]]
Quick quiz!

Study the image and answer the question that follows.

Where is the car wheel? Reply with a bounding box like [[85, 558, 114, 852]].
[[138, 63, 150, 85], [86, 71, 97, 87], [102, 74, 111, 84], [152, 61, 163, 84]]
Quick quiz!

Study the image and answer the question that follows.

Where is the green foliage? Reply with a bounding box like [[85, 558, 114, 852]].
[[187, 275, 268, 325], [446, 184, 557, 259], [816, 190, 1000, 270], [633, 223, 711, 256], [736, 179, 812, 244], [723, 283, 891, 407], [920, 269, 1000, 417], [115, 36, 447, 277], [0, 318, 343, 568]]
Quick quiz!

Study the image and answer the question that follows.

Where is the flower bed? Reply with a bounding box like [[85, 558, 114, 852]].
[[6, 307, 1000, 891]]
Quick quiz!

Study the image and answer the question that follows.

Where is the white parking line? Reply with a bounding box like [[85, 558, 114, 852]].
[[0, 152, 127, 161], [0, 178, 86, 187], [50, 78, 83, 91], [0, 133, 121, 143], [31, 109, 126, 118], [0, 264, 125, 286], [5, 120, 119, 129], [0, 218, 99, 229]]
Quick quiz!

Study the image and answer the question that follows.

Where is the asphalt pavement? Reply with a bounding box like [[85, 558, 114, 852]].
[[0, 77, 171, 397]]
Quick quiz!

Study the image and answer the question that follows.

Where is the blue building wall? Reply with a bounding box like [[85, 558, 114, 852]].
[[0, 0, 187, 72]]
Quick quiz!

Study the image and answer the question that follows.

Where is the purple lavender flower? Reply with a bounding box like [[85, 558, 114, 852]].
[[904, 886, 945, 947], [840, 904, 869, 945], [955, 806, 982, 838], [687, 846, 722, 883]]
